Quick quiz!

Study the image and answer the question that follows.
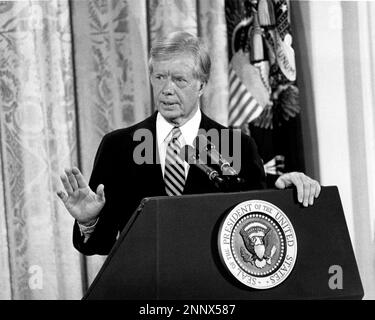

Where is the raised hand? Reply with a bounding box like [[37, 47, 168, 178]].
[[275, 172, 321, 207], [57, 167, 105, 224]]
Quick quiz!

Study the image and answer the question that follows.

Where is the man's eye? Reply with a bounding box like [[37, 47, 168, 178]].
[[155, 75, 165, 80], [176, 78, 186, 83]]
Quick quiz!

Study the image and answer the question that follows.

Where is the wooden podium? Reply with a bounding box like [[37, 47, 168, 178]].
[[83, 186, 363, 300]]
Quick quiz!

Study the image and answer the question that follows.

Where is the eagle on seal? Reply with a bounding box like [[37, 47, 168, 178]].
[[240, 222, 277, 268]]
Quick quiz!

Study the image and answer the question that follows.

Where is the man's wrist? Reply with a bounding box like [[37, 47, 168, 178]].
[[78, 217, 98, 228], [78, 218, 99, 243]]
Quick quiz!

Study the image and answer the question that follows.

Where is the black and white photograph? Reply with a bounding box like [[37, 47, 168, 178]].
[[0, 0, 374, 307]]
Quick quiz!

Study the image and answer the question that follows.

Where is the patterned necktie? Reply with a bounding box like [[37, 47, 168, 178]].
[[164, 127, 185, 196]]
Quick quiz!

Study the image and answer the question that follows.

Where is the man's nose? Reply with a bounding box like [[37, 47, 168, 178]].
[[162, 78, 176, 95]]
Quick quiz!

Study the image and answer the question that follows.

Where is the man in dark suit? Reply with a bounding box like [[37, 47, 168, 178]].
[[57, 31, 320, 256]]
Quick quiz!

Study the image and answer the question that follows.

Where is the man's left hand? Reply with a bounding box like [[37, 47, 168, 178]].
[[275, 172, 321, 207]]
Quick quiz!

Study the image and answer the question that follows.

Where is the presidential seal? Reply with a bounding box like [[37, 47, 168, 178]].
[[218, 200, 297, 289]]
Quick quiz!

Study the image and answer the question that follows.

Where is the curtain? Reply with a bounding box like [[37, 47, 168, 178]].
[[70, 0, 152, 287], [291, 1, 375, 299], [0, 0, 82, 299]]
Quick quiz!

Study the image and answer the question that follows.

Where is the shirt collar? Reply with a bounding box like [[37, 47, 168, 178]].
[[157, 108, 202, 147]]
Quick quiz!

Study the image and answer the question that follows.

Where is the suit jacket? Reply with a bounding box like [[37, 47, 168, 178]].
[[73, 111, 266, 255]]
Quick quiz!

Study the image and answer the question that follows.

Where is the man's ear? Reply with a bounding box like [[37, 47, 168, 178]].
[[199, 81, 206, 96]]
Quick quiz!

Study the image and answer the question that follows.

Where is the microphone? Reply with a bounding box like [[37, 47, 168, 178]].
[[181, 145, 225, 188], [193, 134, 239, 176]]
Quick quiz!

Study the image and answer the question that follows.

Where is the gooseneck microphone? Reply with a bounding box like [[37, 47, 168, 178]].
[[193, 134, 239, 176], [181, 145, 225, 188]]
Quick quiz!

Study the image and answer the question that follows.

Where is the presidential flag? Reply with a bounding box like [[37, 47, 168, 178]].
[[225, 0, 305, 186]]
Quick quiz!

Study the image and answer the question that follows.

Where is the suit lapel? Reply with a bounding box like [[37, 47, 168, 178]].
[[137, 112, 166, 196]]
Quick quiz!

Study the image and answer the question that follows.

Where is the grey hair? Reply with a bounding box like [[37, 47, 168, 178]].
[[149, 31, 211, 83]]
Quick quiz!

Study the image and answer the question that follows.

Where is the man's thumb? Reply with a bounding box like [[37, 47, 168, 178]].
[[275, 177, 286, 189], [96, 184, 105, 202]]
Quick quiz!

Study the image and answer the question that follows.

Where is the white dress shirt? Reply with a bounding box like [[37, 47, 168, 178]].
[[156, 107, 201, 179]]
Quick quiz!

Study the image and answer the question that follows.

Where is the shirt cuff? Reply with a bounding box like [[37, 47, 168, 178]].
[[78, 218, 99, 243]]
